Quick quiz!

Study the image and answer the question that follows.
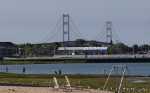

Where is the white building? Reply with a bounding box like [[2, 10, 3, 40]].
[[57, 47, 108, 55]]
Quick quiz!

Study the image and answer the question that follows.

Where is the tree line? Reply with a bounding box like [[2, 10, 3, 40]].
[[17, 39, 150, 57]]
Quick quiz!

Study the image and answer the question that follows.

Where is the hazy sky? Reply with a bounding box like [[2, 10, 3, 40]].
[[0, 0, 150, 45]]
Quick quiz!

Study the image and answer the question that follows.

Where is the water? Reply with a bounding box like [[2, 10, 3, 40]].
[[0, 63, 150, 76]]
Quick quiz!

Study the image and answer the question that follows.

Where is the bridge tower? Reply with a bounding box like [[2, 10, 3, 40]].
[[62, 14, 70, 54], [106, 21, 113, 44], [63, 14, 70, 43]]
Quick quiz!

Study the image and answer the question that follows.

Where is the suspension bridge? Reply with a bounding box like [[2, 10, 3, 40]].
[[3, 14, 150, 63], [41, 14, 119, 45]]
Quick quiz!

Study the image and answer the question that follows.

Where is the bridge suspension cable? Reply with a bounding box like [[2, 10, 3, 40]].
[[41, 14, 84, 43], [40, 15, 62, 43]]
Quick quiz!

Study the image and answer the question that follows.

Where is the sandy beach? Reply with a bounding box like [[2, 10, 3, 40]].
[[0, 86, 113, 93]]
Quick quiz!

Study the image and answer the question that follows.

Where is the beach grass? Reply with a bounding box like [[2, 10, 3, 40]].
[[0, 73, 149, 92]]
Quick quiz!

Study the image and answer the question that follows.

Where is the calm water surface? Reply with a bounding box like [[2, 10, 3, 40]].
[[0, 63, 150, 76]]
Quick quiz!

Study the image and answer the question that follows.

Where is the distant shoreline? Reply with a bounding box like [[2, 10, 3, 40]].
[[1, 54, 150, 65]]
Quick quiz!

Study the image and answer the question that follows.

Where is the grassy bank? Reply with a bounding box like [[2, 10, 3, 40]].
[[0, 73, 149, 90], [0, 60, 86, 65], [0, 60, 50, 65]]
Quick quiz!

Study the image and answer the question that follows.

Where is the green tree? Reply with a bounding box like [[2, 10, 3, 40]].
[[139, 44, 150, 52], [132, 44, 139, 54], [108, 43, 130, 54], [75, 39, 86, 47]]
